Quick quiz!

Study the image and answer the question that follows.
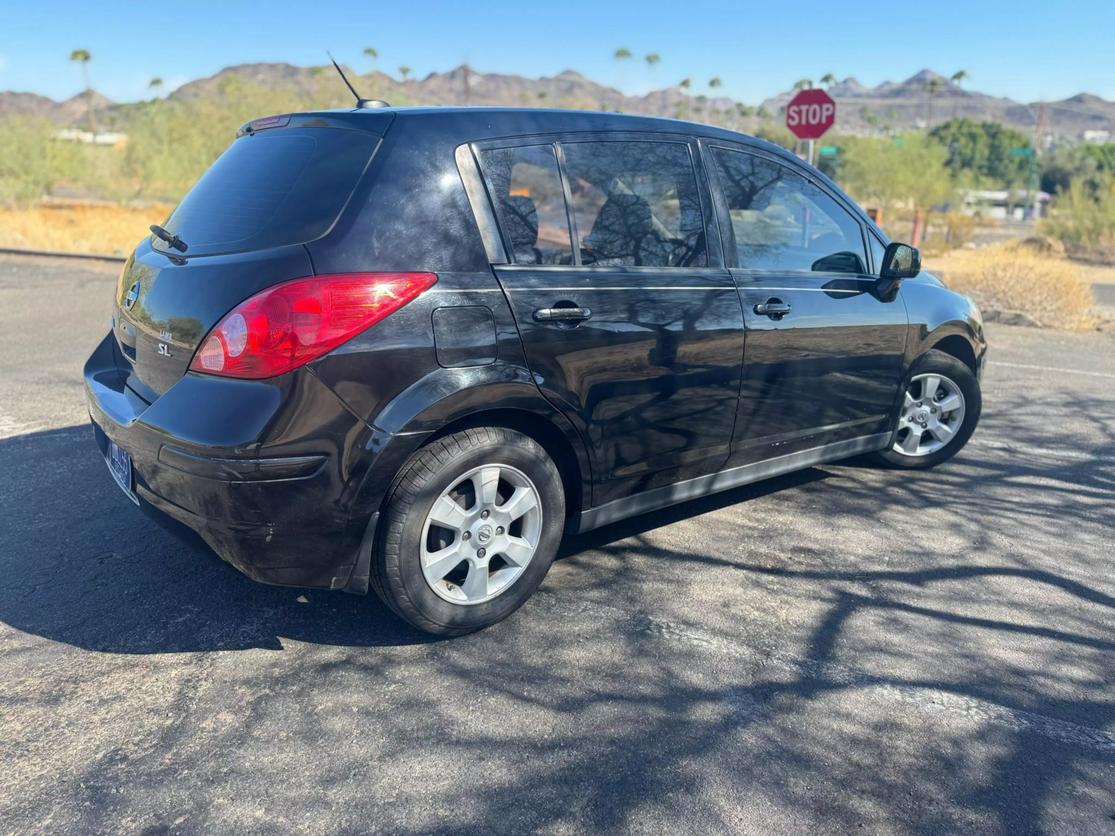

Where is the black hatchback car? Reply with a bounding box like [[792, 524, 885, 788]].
[[85, 106, 985, 635]]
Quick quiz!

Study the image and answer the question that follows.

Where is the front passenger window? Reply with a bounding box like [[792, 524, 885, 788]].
[[712, 148, 867, 274]]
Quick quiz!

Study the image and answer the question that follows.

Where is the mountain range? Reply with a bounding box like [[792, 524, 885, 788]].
[[4, 63, 1112, 140]]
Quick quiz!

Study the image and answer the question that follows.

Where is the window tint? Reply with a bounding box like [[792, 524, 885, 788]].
[[561, 141, 707, 268], [712, 148, 867, 274], [479, 145, 573, 265], [160, 128, 377, 257]]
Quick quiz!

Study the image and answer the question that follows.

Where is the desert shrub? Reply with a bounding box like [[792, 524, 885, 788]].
[[935, 242, 1095, 330], [1040, 177, 1115, 260], [0, 117, 54, 206]]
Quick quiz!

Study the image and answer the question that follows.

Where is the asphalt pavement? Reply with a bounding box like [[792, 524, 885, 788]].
[[1, 254, 1113, 834]]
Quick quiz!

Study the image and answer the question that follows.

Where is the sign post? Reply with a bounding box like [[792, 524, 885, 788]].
[[785, 89, 837, 166]]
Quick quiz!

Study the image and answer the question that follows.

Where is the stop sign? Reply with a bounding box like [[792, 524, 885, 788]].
[[785, 89, 836, 140]]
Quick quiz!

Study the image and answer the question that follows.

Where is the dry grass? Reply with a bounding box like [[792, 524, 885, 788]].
[[0, 203, 171, 257], [927, 243, 1097, 330]]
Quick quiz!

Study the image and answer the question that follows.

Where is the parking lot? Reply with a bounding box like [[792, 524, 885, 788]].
[[1, 253, 1113, 833]]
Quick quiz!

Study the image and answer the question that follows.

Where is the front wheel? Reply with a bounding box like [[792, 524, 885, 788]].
[[871, 349, 982, 469], [372, 427, 565, 636]]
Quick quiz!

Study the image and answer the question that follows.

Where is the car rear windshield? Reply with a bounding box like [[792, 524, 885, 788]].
[[157, 127, 377, 257]]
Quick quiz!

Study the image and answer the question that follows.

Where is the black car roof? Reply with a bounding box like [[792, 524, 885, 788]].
[[294, 104, 797, 161]]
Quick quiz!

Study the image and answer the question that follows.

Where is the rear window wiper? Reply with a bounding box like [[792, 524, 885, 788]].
[[150, 224, 189, 253]]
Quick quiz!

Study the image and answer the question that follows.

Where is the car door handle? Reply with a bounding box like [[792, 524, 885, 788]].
[[754, 298, 792, 319], [533, 306, 592, 323]]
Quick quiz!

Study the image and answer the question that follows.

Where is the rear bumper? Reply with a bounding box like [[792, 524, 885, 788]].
[[84, 332, 382, 591]]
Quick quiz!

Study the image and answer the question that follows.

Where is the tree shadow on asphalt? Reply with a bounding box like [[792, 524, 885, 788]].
[[2, 410, 1114, 831]]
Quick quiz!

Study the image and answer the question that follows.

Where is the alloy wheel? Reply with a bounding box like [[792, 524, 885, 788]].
[[893, 373, 967, 457], [419, 464, 543, 605]]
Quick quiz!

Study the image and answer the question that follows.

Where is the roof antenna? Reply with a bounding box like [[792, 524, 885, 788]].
[[327, 52, 389, 109]]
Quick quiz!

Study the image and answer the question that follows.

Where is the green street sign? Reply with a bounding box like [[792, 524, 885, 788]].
[[1009, 147, 1034, 156], [818, 146, 838, 156]]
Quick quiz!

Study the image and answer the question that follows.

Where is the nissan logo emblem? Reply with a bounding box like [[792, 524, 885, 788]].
[[124, 281, 141, 310]]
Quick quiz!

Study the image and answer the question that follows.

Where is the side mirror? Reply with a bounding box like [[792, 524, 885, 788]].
[[877, 242, 921, 299], [880, 242, 921, 280]]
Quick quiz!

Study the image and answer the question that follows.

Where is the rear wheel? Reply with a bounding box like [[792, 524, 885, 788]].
[[372, 427, 565, 636], [872, 349, 981, 469]]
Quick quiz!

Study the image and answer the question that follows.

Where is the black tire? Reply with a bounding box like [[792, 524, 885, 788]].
[[871, 349, 982, 470], [372, 427, 565, 636]]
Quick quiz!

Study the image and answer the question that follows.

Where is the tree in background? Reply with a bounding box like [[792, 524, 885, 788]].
[[925, 76, 944, 126], [148, 77, 164, 98], [792, 78, 813, 91], [929, 118, 1031, 186], [613, 48, 632, 61], [398, 66, 412, 81], [363, 47, 378, 68], [820, 73, 836, 89], [707, 76, 722, 121], [644, 53, 660, 69], [950, 69, 968, 118], [836, 133, 955, 220], [1040, 142, 1115, 195], [69, 49, 96, 133]]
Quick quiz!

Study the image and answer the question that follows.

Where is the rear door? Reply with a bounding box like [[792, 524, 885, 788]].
[[476, 135, 745, 505], [705, 144, 908, 464]]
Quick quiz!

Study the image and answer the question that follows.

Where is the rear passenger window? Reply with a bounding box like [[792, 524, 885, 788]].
[[479, 145, 573, 265], [712, 148, 867, 274], [561, 141, 707, 268]]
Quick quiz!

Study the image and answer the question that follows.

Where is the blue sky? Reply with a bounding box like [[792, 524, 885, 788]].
[[2, 1, 1113, 104]]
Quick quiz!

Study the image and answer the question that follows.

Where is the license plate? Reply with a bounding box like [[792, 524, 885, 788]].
[[105, 440, 139, 505]]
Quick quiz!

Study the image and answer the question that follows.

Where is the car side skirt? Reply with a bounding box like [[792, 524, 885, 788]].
[[575, 433, 890, 533]]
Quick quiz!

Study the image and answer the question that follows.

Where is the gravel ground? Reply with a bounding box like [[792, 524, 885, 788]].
[[1, 254, 1113, 834]]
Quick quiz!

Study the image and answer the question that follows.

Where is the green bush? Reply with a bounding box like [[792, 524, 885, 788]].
[[1041, 177, 1115, 257]]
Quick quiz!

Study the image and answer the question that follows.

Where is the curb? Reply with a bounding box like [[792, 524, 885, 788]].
[[0, 246, 126, 264]]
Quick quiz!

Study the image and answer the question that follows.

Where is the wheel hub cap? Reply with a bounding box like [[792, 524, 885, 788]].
[[893, 373, 967, 457], [419, 464, 543, 605]]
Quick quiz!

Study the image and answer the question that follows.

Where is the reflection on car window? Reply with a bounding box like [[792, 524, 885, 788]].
[[712, 148, 866, 274], [561, 141, 707, 268], [479, 145, 573, 265]]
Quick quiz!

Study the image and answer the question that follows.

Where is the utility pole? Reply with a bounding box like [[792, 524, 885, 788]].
[[1028, 102, 1046, 220]]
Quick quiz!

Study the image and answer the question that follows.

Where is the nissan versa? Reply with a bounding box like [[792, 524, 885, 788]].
[[85, 105, 985, 635]]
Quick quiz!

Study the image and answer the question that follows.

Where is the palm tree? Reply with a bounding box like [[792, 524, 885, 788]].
[[398, 65, 411, 81], [950, 69, 968, 118], [613, 47, 632, 60], [820, 73, 836, 89], [644, 53, 660, 69], [792, 78, 813, 91], [69, 49, 96, 132], [148, 77, 164, 99], [678, 77, 691, 90], [925, 76, 944, 126], [706, 77, 722, 122], [363, 47, 378, 69]]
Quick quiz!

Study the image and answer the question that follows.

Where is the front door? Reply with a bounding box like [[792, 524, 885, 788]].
[[706, 144, 908, 464], [477, 137, 746, 505]]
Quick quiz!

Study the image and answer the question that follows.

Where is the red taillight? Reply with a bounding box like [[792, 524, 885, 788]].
[[189, 272, 437, 379]]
